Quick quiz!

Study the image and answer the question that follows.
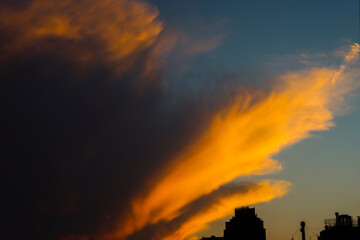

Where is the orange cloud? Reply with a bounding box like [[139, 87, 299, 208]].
[[0, 0, 162, 73], [111, 181, 289, 240], [115, 44, 360, 240]]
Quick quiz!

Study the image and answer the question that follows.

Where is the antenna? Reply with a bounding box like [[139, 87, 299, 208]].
[[300, 221, 306, 240]]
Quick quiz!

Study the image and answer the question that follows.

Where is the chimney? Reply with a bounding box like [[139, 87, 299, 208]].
[[300, 221, 306, 240]]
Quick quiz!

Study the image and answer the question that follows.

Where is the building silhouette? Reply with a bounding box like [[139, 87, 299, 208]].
[[201, 236, 223, 240], [201, 207, 266, 240], [318, 212, 360, 240]]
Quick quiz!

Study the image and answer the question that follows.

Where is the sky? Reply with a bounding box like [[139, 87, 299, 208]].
[[1, 1, 359, 240]]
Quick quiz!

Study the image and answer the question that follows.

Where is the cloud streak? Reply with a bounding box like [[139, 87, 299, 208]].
[[127, 180, 289, 240]]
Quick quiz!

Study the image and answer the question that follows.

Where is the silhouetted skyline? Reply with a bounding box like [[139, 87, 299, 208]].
[[202, 208, 360, 240], [319, 212, 360, 240], [202, 207, 266, 240]]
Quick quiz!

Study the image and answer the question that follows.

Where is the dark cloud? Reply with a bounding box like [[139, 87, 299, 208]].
[[0, 2, 233, 239], [0, 0, 31, 9], [0, 44, 220, 240]]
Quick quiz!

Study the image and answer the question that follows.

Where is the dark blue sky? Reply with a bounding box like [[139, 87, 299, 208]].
[[150, 0, 358, 65]]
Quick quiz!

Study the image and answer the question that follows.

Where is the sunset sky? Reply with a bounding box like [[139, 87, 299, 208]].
[[1, 1, 359, 240]]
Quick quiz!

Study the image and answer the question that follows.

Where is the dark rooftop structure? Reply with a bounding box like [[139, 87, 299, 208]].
[[318, 212, 360, 240], [201, 207, 266, 240], [201, 236, 223, 240]]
